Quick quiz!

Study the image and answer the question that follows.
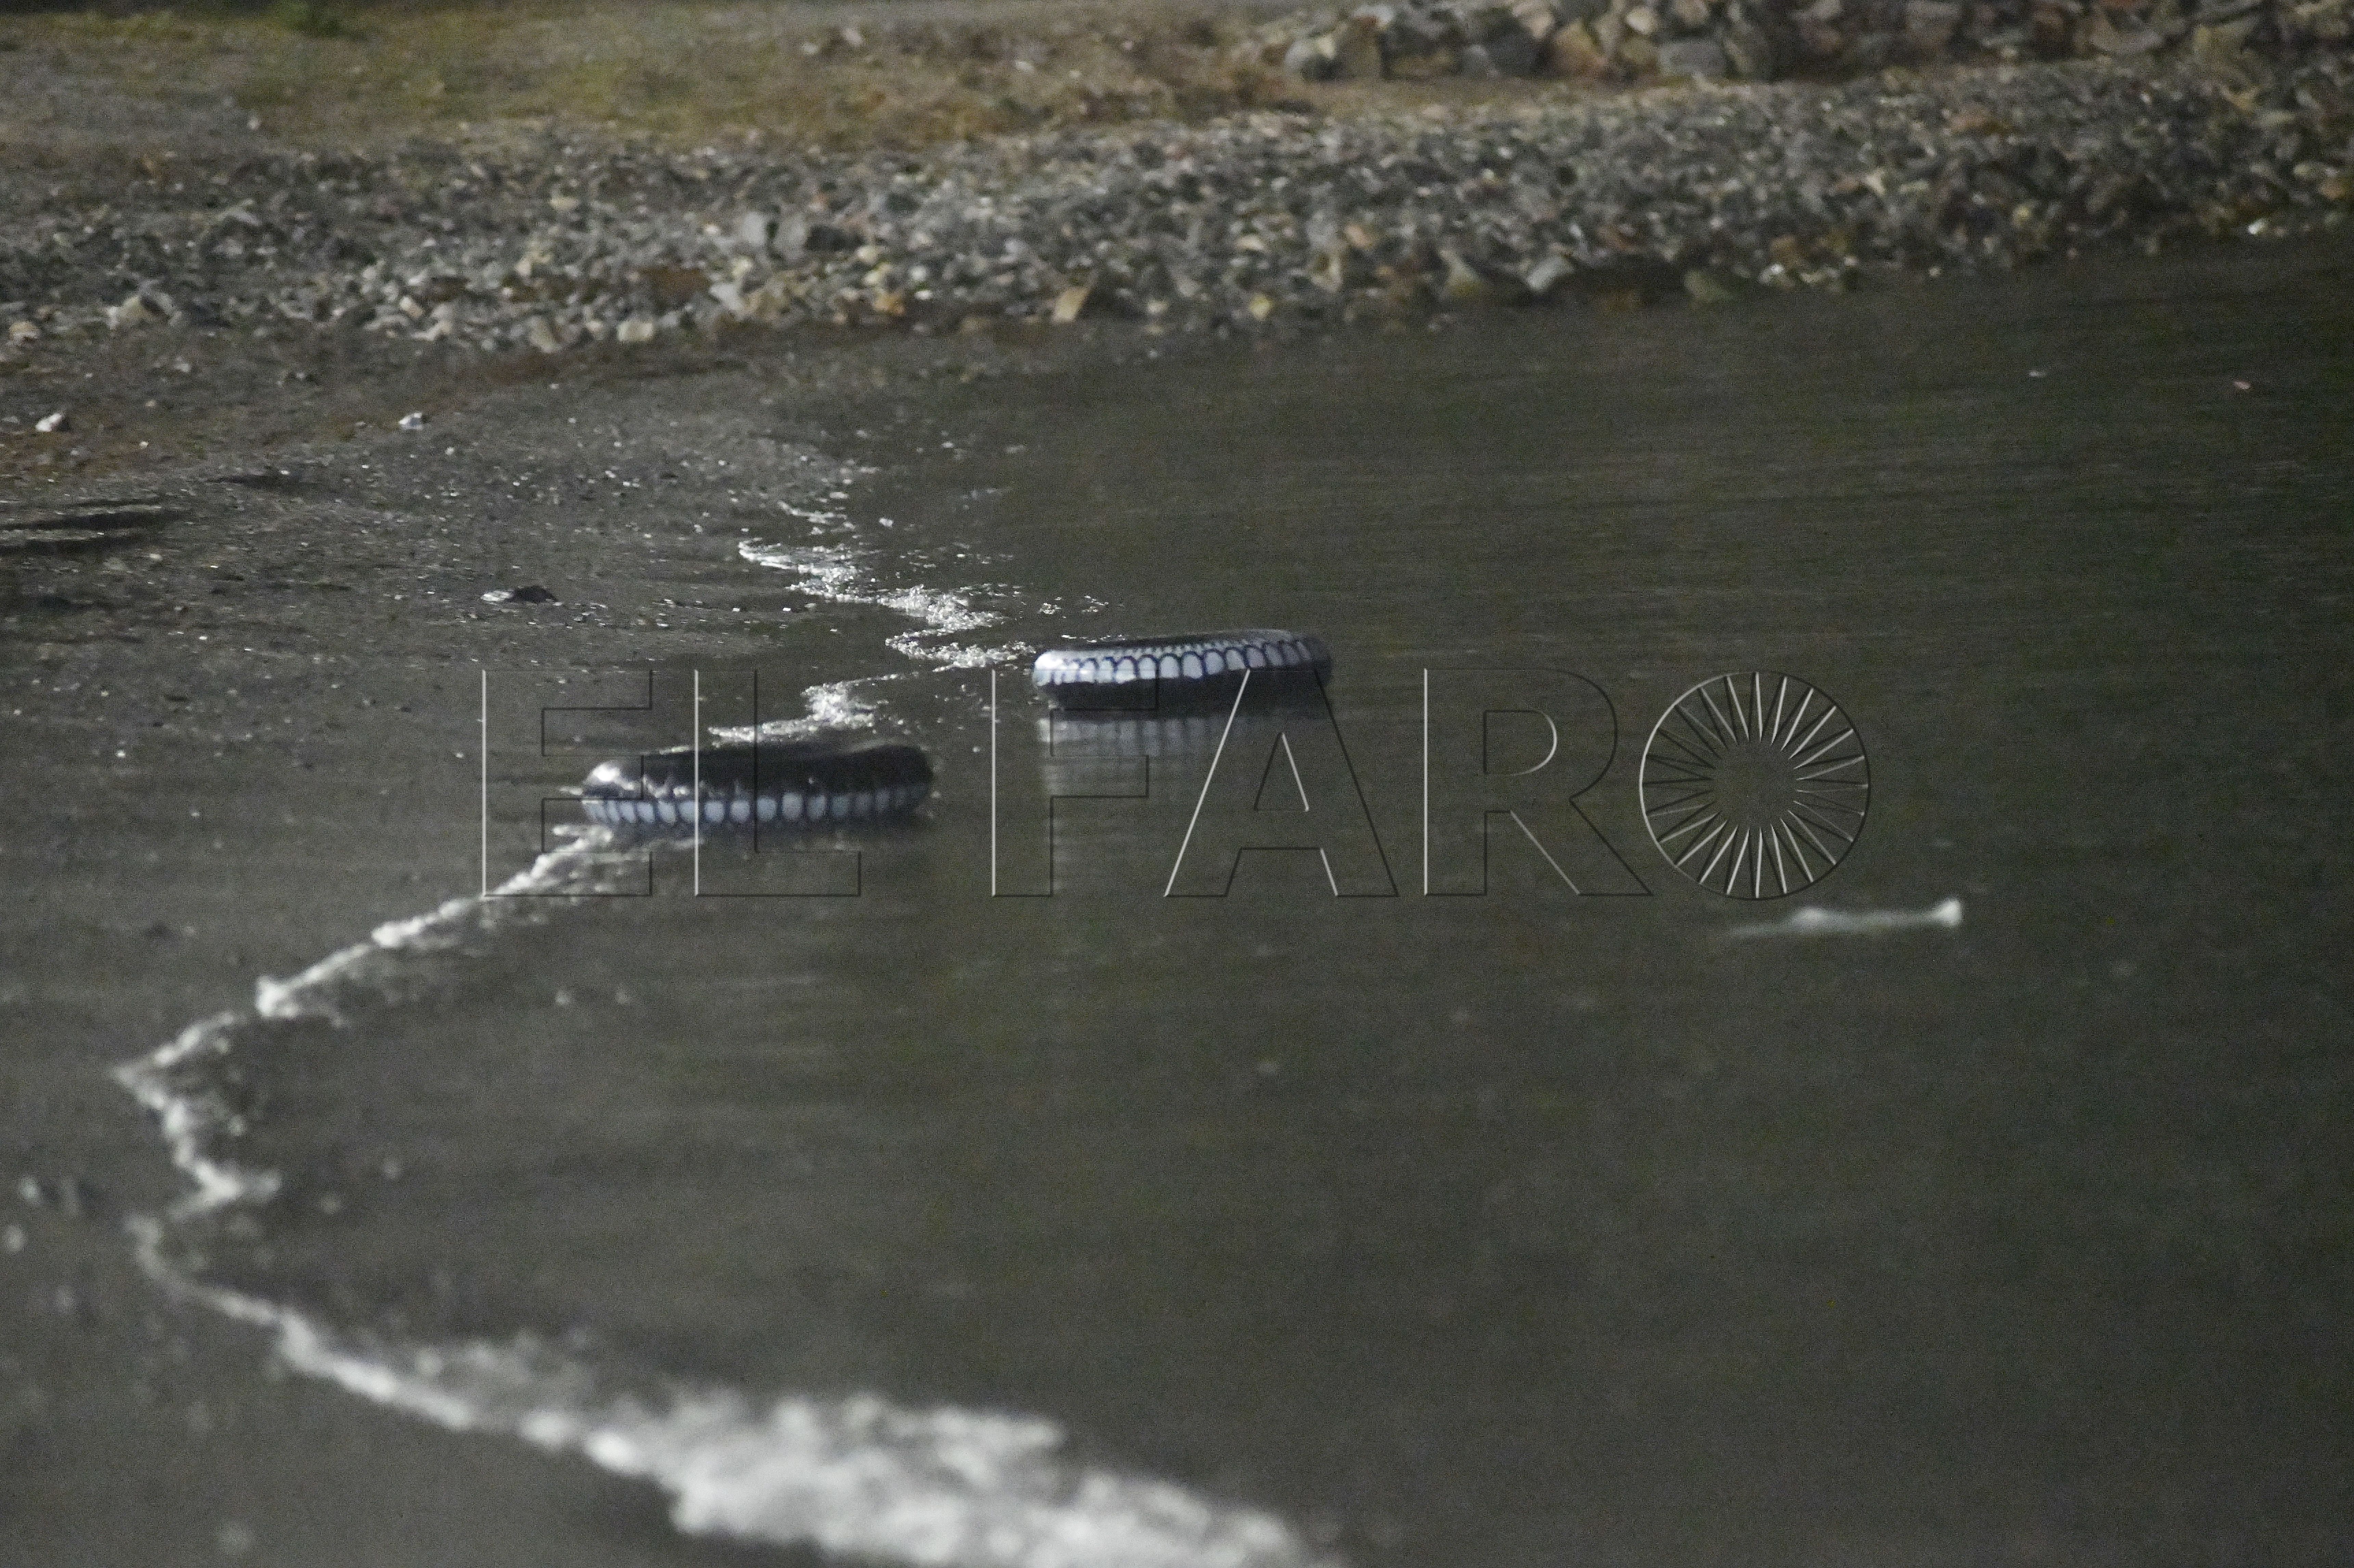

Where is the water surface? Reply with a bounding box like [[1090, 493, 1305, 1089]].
[[134, 245, 2354, 1568]]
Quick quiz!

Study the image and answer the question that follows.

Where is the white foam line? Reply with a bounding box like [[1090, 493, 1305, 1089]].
[[114, 848, 1334, 1568], [1722, 896, 1965, 940], [709, 680, 883, 746], [119, 838, 628, 1219], [885, 630, 1035, 669], [275, 1329, 1328, 1568], [742, 540, 1030, 672]]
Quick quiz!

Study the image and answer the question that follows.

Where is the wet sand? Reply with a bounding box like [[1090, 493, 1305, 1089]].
[[0, 324, 1055, 1567]]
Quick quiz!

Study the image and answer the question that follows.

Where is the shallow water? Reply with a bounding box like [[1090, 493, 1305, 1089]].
[[127, 247, 2354, 1567]]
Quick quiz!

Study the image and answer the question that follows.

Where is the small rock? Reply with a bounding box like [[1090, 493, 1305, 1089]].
[[1722, 22, 1780, 76], [1437, 247, 1524, 305], [525, 317, 562, 355], [1511, 0, 1562, 44], [2086, 10, 2165, 51], [34, 411, 67, 434], [1625, 5, 1661, 35], [1486, 26, 1544, 73], [1683, 267, 1738, 304], [1334, 15, 1386, 77], [1524, 251, 1574, 296], [1905, 0, 1964, 52], [736, 211, 775, 252], [2030, 1, 2078, 53], [1658, 37, 1728, 76], [1669, 0, 1715, 29], [641, 264, 710, 309], [6, 320, 36, 344], [616, 317, 657, 344], [482, 585, 558, 604], [1284, 34, 1341, 78], [1050, 282, 1093, 324], [1545, 18, 1613, 74], [397, 411, 426, 432]]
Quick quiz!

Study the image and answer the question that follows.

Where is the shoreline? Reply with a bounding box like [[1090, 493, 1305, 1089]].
[[7, 34, 2354, 481]]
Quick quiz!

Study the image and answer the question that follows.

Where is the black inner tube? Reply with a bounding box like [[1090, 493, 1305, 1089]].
[[580, 738, 932, 830], [1031, 629, 1333, 710]]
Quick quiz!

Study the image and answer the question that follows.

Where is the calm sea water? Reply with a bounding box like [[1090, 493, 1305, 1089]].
[[133, 246, 2354, 1567]]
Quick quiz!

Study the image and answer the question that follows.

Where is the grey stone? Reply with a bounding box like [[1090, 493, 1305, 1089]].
[[1510, 0, 1562, 41], [1335, 14, 1387, 76], [1285, 34, 1342, 78], [1657, 36, 1729, 74], [1683, 267, 1737, 304], [1722, 21, 1782, 76], [1524, 251, 1574, 295], [1486, 24, 1546, 70], [1904, 0, 1963, 52], [2086, 10, 2167, 50]]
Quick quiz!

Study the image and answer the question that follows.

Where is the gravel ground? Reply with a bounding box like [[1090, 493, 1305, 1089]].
[[1246, 0, 2350, 87], [3, 43, 2351, 403]]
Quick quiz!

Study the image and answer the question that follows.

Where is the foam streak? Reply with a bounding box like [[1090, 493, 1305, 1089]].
[[114, 848, 1331, 1568], [1723, 896, 1965, 939]]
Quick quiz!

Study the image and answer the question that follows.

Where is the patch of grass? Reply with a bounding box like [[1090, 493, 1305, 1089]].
[[4, 1, 1335, 153]]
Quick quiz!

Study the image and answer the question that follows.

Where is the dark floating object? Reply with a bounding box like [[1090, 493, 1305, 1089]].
[[1031, 629, 1333, 710], [482, 584, 558, 604], [579, 737, 933, 831]]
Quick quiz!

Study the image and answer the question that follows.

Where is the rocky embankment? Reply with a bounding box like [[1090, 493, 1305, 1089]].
[[2, 45, 2351, 377], [1243, 0, 2347, 85]]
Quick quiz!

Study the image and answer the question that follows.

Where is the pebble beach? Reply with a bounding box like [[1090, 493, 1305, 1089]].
[[2, 7, 2351, 392]]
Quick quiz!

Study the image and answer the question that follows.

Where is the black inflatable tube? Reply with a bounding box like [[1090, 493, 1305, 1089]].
[[580, 739, 932, 831]]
